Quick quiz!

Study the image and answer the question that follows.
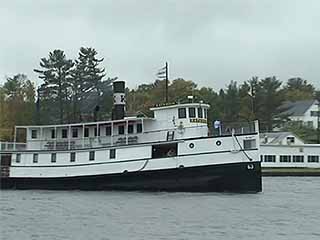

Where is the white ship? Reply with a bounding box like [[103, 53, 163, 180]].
[[0, 81, 262, 192]]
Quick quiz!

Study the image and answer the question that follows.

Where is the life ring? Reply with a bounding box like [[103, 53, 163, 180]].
[[216, 140, 222, 146], [189, 143, 195, 149]]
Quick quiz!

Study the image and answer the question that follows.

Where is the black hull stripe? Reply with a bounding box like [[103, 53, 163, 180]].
[[1, 132, 258, 153], [10, 148, 258, 168], [1, 161, 262, 192]]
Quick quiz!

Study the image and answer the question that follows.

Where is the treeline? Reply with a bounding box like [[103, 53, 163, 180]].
[[1, 48, 320, 141], [127, 77, 319, 131]]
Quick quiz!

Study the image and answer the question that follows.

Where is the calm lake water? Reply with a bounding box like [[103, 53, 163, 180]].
[[1, 177, 320, 240]]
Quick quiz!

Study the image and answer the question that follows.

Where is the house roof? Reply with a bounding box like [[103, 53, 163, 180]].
[[280, 99, 318, 116], [260, 131, 304, 144]]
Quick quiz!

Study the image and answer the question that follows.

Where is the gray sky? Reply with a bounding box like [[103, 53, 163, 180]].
[[1, 0, 319, 91]]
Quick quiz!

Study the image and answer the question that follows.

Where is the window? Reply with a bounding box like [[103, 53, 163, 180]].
[[152, 143, 178, 159], [128, 125, 134, 134], [110, 149, 116, 159], [311, 111, 320, 117], [306, 121, 313, 128], [243, 139, 256, 149], [308, 155, 319, 163], [280, 155, 291, 162], [51, 153, 57, 163], [31, 130, 37, 139], [84, 128, 89, 138], [137, 123, 143, 133], [293, 155, 304, 163], [264, 155, 276, 162], [260, 155, 263, 162], [287, 137, 295, 144], [62, 129, 68, 138], [198, 107, 203, 118], [188, 107, 196, 118], [89, 151, 95, 161], [70, 152, 76, 162], [72, 128, 78, 138], [16, 153, 21, 163], [106, 126, 112, 136], [178, 108, 186, 118], [51, 129, 56, 139], [33, 153, 38, 163], [118, 125, 125, 135], [204, 109, 208, 119], [94, 127, 100, 137]]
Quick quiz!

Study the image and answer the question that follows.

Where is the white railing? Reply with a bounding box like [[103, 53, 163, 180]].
[[0, 142, 27, 151]]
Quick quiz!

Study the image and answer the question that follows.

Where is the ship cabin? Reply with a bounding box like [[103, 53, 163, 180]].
[[8, 102, 210, 151]]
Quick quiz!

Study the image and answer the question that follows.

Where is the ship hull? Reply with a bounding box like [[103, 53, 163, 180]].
[[0, 161, 262, 192]]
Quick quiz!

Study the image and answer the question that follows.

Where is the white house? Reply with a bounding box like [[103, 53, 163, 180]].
[[280, 99, 319, 129]]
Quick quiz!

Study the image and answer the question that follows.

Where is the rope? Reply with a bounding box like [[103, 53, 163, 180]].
[[233, 134, 253, 161]]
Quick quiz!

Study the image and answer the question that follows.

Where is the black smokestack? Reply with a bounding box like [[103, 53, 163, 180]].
[[112, 81, 126, 120]]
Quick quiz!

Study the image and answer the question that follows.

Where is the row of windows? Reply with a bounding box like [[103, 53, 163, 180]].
[[16, 150, 117, 164], [31, 124, 143, 139], [178, 107, 208, 119], [260, 155, 319, 163], [310, 111, 320, 117]]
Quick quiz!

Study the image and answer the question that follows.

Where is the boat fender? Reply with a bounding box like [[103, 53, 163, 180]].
[[189, 143, 194, 149], [216, 140, 222, 146], [179, 165, 184, 168], [247, 164, 254, 170]]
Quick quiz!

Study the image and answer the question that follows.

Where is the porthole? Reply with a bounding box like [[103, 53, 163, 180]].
[[189, 143, 195, 149], [216, 140, 222, 146]]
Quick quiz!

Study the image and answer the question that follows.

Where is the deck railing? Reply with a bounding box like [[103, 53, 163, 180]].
[[0, 142, 27, 151], [211, 121, 258, 137]]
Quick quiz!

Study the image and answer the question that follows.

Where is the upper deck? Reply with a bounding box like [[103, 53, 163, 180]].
[[1, 102, 215, 152]]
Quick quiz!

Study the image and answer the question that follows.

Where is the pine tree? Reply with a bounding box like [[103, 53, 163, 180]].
[[34, 49, 74, 123]]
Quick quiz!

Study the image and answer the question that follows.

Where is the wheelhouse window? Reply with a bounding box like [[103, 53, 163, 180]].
[[178, 108, 186, 119], [137, 123, 143, 133], [51, 129, 56, 139], [72, 128, 78, 138], [33, 153, 38, 163], [118, 125, 125, 135], [62, 129, 68, 138], [84, 128, 89, 138], [204, 109, 208, 119], [31, 130, 37, 139], [293, 155, 304, 163], [197, 107, 203, 118], [188, 107, 196, 118], [128, 124, 134, 134], [70, 152, 76, 162], [89, 151, 95, 161], [16, 153, 21, 163], [110, 149, 116, 159], [308, 155, 319, 163], [51, 153, 57, 163], [280, 155, 291, 162], [106, 126, 112, 136]]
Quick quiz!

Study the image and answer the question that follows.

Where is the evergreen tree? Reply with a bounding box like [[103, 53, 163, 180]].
[[282, 77, 315, 101], [34, 49, 74, 123], [71, 47, 109, 121]]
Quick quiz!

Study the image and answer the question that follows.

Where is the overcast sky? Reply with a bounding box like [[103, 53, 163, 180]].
[[1, 0, 319, 91]]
